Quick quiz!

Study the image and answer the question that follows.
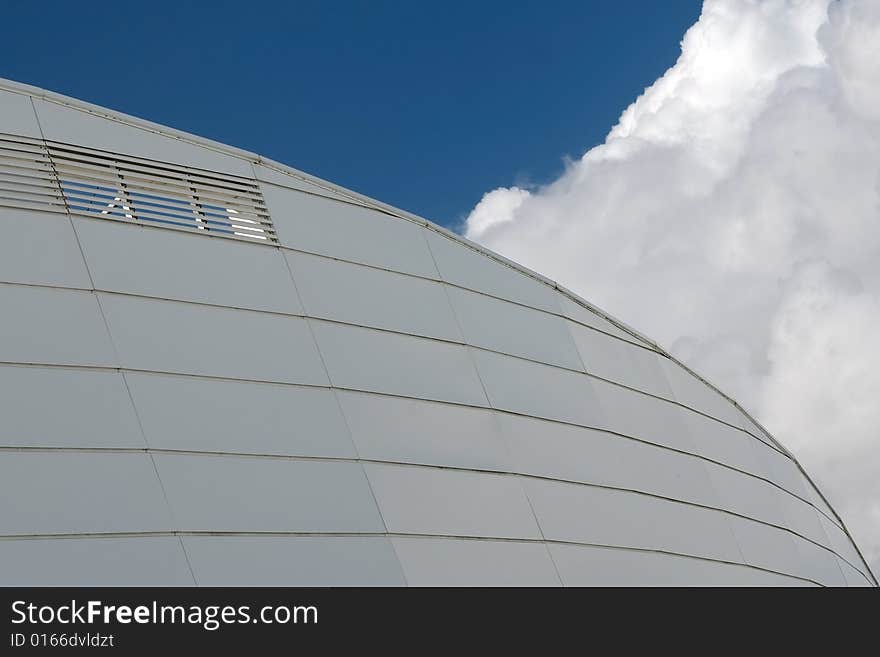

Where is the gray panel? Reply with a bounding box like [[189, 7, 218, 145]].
[[446, 286, 583, 370], [725, 515, 806, 580], [557, 295, 649, 345], [791, 534, 847, 587], [391, 537, 560, 586], [288, 250, 461, 341], [730, 514, 848, 586], [836, 557, 873, 587], [676, 403, 766, 474], [0, 365, 144, 448], [523, 478, 742, 563], [337, 390, 509, 471], [772, 493, 831, 548], [568, 321, 673, 397], [0, 285, 116, 366], [471, 349, 604, 426], [0, 89, 41, 137], [659, 357, 754, 431], [707, 463, 792, 528], [802, 478, 841, 527], [0, 537, 194, 586], [262, 183, 438, 277], [33, 99, 254, 176], [738, 416, 778, 445], [99, 294, 329, 385], [757, 447, 811, 499], [818, 513, 871, 578], [365, 463, 542, 539], [127, 372, 356, 458], [254, 164, 356, 202], [155, 453, 384, 532], [549, 543, 813, 587], [0, 452, 171, 535], [707, 462, 828, 546], [75, 218, 301, 314], [311, 321, 487, 406], [589, 375, 697, 453], [425, 230, 560, 313], [497, 413, 721, 507], [183, 536, 406, 586], [0, 209, 91, 288]]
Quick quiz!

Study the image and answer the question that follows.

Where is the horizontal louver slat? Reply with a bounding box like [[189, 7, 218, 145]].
[[0, 134, 277, 245]]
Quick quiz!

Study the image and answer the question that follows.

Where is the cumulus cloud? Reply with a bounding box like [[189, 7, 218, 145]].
[[464, 0, 880, 575]]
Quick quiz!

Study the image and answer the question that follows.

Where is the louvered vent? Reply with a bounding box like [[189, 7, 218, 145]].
[[0, 134, 277, 244], [0, 135, 66, 213]]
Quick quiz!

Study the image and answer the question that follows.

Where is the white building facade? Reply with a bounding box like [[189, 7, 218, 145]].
[[0, 78, 874, 586]]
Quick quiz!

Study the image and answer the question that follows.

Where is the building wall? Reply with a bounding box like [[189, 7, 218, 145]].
[[0, 80, 874, 586]]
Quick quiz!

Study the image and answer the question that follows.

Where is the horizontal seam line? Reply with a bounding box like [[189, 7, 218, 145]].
[[0, 530, 828, 586], [0, 278, 782, 454], [0, 360, 841, 530], [0, 445, 861, 575]]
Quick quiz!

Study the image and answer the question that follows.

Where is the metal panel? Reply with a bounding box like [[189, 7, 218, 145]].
[[707, 462, 791, 527], [802, 477, 840, 527], [0, 537, 194, 586], [0, 452, 172, 535], [791, 534, 848, 587], [818, 513, 871, 578], [154, 453, 384, 533], [674, 398, 765, 472], [183, 536, 406, 586], [0, 365, 144, 448], [497, 413, 721, 507], [557, 294, 649, 345], [99, 294, 329, 385], [75, 218, 300, 313], [365, 463, 542, 540], [0, 285, 116, 367], [287, 250, 461, 341], [568, 321, 673, 397], [425, 230, 561, 313], [0, 209, 91, 288], [471, 349, 604, 426], [706, 462, 827, 545], [522, 478, 743, 563], [391, 537, 560, 586], [446, 286, 583, 370], [33, 98, 254, 177], [253, 164, 356, 203], [765, 489, 830, 548], [588, 375, 697, 453], [659, 357, 754, 431], [757, 447, 811, 499], [0, 88, 41, 137], [725, 515, 806, 580], [548, 543, 813, 587], [311, 321, 488, 406], [836, 557, 873, 587], [262, 183, 438, 278], [127, 372, 356, 458], [336, 390, 509, 471]]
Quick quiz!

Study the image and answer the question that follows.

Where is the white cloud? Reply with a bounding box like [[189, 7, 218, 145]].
[[464, 0, 880, 577], [465, 186, 530, 236]]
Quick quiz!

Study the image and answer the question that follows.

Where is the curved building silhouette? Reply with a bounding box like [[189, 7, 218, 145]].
[[0, 78, 874, 586]]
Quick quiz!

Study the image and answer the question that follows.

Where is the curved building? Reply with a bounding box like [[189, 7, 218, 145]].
[[0, 78, 874, 587]]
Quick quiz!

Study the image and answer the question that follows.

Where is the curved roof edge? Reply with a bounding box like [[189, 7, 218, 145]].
[[2, 77, 874, 584]]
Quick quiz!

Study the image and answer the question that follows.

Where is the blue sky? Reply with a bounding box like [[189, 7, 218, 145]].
[[1, 0, 700, 229]]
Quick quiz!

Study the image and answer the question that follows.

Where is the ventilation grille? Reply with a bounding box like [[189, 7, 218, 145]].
[[0, 134, 277, 244], [0, 135, 66, 213]]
